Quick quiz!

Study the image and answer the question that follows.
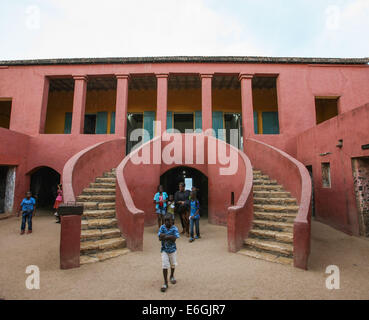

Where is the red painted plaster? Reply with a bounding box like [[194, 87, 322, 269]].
[[297, 102, 369, 236], [245, 138, 312, 269], [60, 214, 81, 269]]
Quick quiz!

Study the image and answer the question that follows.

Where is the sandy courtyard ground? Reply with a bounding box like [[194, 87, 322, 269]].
[[1, 210, 369, 300]]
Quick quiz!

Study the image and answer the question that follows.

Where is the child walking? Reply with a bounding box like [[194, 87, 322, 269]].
[[154, 185, 168, 228], [54, 184, 63, 224], [167, 194, 175, 222], [158, 213, 180, 292], [189, 190, 201, 242], [17, 191, 36, 235]]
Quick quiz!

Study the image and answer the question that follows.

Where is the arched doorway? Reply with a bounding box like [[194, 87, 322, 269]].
[[160, 166, 208, 217], [29, 167, 60, 210]]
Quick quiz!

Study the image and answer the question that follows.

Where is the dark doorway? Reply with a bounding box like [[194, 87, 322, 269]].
[[224, 113, 242, 149], [352, 157, 369, 237], [315, 97, 339, 125], [160, 166, 208, 217], [30, 167, 60, 209], [173, 113, 194, 133], [306, 165, 315, 217], [0, 100, 12, 129], [84, 114, 97, 134], [126, 113, 143, 154], [0, 166, 8, 213]]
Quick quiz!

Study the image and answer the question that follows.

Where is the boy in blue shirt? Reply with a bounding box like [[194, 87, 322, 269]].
[[158, 213, 180, 292], [154, 185, 168, 229], [189, 190, 201, 242], [17, 191, 36, 235]]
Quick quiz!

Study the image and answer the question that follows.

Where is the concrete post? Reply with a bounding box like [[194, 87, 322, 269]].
[[115, 74, 130, 138], [156, 74, 168, 136], [60, 215, 82, 269], [239, 74, 254, 147], [201, 74, 213, 133], [71, 75, 87, 135]]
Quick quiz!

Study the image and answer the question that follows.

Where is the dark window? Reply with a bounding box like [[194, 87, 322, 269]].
[[0, 100, 11, 129], [84, 114, 97, 134], [322, 162, 331, 188], [127, 113, 144, 154], [224, 113, 242, 148], [173, 113, 194, 133], [315, 97, 339, 124]]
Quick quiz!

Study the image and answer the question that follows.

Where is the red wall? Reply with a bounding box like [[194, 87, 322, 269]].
[[118, 133, 248, 225], [297, 103, 369, 235], [1, 61, 368, 226], [0, 128, 30, 211], [1, 62, 368, 146]]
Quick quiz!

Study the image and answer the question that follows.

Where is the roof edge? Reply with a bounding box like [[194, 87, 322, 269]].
[[0, 56, 368, 66]]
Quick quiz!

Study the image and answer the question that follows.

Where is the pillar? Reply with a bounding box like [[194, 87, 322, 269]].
[[201, 74, 213, 132], [39, 77, 49, 134], [239, 74, 254, 146], [60, 214, 82, 269], [156, 73, 168, 135], [71, 75, 87, 135], [115, 74, 130, 137]]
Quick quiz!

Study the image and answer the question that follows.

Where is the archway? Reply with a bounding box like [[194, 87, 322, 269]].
[[29, 167, 61, 210], [160, 166, 208, 217]]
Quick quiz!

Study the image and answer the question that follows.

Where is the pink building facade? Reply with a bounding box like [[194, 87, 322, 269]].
[[0, 56, 368, 269]]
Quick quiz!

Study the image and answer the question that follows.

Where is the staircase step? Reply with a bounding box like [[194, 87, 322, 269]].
[[253, 191, 291, 198], [253, 204, 299, 213], [254, 197, 297, 205], [254, 211, 296, 222], [80, 237, 126, 254], [82, 188, 116, 195], [83, 209, 116, 219], [95, 177, 116, 183], [96, 248, 130, 261], [98, 202, 115, 209], [238, 248, 293, 266], [253, 185, 283, 191], [80, 248, 129, 265], [77, 202, 98, 210], [80, 255, 99, 265], [103, 172, 116, 178], [77, 195, 116, 202], [244, 238, 293, 257], [90, 182, 116, 189], [81, 228, 121, 241], [253, 179, 278, 185], [249, 229, 293, 243], [253, 219, 293, 232], [81, 218, 118, 230]]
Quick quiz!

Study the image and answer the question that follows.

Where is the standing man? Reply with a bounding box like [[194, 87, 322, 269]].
[[174, 182, 190, 237], [17, 191, 36, 235]]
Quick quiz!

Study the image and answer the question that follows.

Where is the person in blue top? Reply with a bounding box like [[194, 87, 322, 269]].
[[153, 185, 168, 229], [17, 191, 36, 235], [189, 190, 201, 242], [158, 213, 180, 292]]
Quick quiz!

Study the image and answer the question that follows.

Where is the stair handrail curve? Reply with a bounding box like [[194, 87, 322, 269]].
[[115, 136, 161, 251], [216, 136, 254, 253], [245, 138, 312, 269], [62, 138, 126, 203]]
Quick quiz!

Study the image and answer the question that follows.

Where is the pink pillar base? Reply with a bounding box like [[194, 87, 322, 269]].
[[60, 215, 81, 269]]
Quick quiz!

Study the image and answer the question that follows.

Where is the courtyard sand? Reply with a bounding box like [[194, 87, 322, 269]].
[[0, 211, 369, 300]]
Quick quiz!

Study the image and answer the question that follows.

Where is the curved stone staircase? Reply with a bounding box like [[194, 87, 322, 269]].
[[76, 169, 129, 265], [238, 169, 298, 266]]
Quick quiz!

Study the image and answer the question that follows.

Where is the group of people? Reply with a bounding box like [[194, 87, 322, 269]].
[[17, 180, 194, 293], [155, 182, 201, 292], [17, 184, 63, 234], [154, 182, 201, 242]]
